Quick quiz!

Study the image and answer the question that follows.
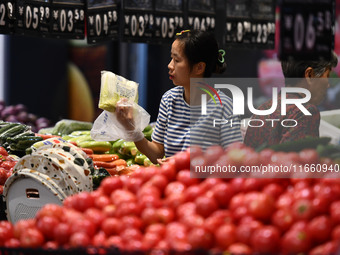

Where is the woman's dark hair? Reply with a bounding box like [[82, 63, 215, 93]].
[[175, 30, 226, 77], [281, 51, 338, 78]]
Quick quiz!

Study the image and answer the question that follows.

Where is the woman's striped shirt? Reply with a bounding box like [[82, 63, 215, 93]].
[[152, 86, 243, 157]]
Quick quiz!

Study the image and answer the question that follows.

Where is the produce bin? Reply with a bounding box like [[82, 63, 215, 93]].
[[320, 109, 340, 144]]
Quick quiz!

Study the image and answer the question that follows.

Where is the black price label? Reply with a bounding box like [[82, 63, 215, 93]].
[[0, 0, 15, 34], [86, 0, 119, 44], [187, 0, 216, 31], [121, 0, 153, 42], [154, 0, 184, 42], [15, 0, 51, 36], [225, 0, 276, 49], [51, 0, 85, 39], [122, 11, 154, 41], [279, 0, 335, 60]]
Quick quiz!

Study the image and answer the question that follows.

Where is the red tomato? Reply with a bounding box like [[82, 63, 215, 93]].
[[91, 231, 107, 247], [121, 215, 143, 231], [120, 228, 143, 242], [71, 218, 96, 238], [111, 189, 137, 206], [105, 235, 125, 250], [332, 225, 340, 241], [229, 193, 245, 211], [0, 147, 8, 156], [145, 223, 166, 237], [100, 176, 123, 196], [72, 192, 95, 212], [0, 168, 7, 185], [101, 217, 121, 236], [271, 208, 294, 232], [204, 210, 233, 233], [137, 185, 161, 199], [180, 214, 205, 229], [13, 219, 36, 239], [199, 178, 223, 192], [250, 226, 280, 254], [142, 232, 162, 250], [215, 223, 237, 249], [84, 208, 105, 228], [195, 195, 219, 218], [211, 182, 234, 208], [184, 185, 205, 202], [204, 145, 225, 165], [187, 227, 214, 250], [0, 221, 13, 245], [70, 232, 91, 247], [262, 183, 284, 199], [330, 201, 340, 224], [20, 227, 45, 248], [164, 181, 186, 197], [308, 215, 332, 243], [173, 150, 190, 171], [53, 222, 72, 245], [36, 216, 59, 240], [36, 204, 64, 221], [227, 243, 252, 255], [247, 192, 275, 221], [189, 145, 203, 159], [276, 192, 294, 209], [124, 177, 143, 194], [114, 201, 141, 218], [299, 149, 319, 164], [281, 228, 312, 254], [235, 220, 262, 245], [145, 174, 169, 192], [156, 207, 175, 224], [138, 194, 163, 210], [160, 162, 177, 181], [176, 202, 196, 218], [291, 199, 315, 221], [1, 161, 16, 171], [4, 238, 20, 248], [176, 170, 199, 187]]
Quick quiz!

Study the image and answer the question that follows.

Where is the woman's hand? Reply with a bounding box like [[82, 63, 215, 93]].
[[115, 98, 135, 131]]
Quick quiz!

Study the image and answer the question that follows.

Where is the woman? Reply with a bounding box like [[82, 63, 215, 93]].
[[116, 30, 243, 163]]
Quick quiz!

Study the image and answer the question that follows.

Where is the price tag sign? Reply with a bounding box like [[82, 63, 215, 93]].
[[51, 0, 85, 39], [0, 0, 16, 34], [279, 0, 335, 60], [225, 0, 276, 48], [187, 0, 216, 32], [86, 0, 119, 44], [121, 0, 154, 43], [154, 0, 184, 43], [15, 0, 52, 36]]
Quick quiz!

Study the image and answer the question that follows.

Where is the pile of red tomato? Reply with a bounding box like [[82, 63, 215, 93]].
[[0, 147, 17, 195], [0, 143, 339, 254]]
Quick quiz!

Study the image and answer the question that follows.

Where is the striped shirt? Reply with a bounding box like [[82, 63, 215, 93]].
[[152, 86, 243, 157]]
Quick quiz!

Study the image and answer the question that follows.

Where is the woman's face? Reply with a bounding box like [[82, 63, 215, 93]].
[[309, 68, 331, 105], [168, 39, 192, 88]]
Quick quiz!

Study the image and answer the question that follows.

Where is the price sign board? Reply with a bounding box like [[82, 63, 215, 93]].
[[225, 0, 276, 48], [279, 0, 335, 60], [51, 0, 85, 39], [121, 0, 154, 43], [187, 0, 216, 32], [86, 0, 119, 44], [154, 0, 184, 43], [0, 0, 16, 34], [15, 0, 52, 36]]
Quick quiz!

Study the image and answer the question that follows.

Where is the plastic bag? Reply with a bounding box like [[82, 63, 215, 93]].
[[91, 101, 150, 142], [98, 71, 139, 112]]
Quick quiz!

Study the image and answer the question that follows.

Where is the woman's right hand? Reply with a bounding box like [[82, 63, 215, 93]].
[[115, 98, 135, 131]]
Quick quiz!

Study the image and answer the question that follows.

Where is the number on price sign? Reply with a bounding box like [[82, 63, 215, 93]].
[[279, 0, 334, 60], [0, 1, 15, 34], [51, 1, 85, 39]]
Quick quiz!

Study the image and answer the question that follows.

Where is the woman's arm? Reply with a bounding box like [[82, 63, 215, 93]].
[[134, 138, 165, 164]]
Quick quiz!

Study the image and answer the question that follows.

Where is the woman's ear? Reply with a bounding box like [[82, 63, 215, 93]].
[[194, 62, 206, 76]]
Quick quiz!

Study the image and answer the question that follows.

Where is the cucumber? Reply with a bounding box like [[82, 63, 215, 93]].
[[0, 124, 29, 144], [268, 136, 331, 152]]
